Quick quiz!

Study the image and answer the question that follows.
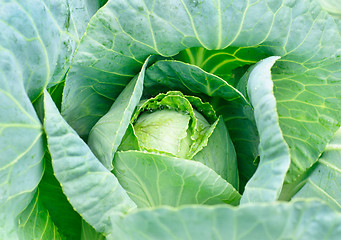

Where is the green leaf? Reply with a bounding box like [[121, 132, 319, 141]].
[[241, 56, 290, 203], [38, 153, 82, 240], [70, 0, 105, 39], [293, 127, 341, 210], [0, 61, 44, 238], [318, 0, 341, 17], [48, 80, 65, 112], [0, 0, 96, 238], [62, 0, 341, 184], [0, 0, 79, 100], [113, 151, 240, 208], [144, 60, 248, 103], [131, 91, 216, 159], [88, 56, 151, 170], [111, 200, 341, 240], [43, 90, 136, 235], [117, 123, 140, 151], [174, 46, 269, 86], [211, 97, 259, 191], [81, 220, 105, 240], [193, 116, 239, 190], [273, 62, 341, 183], [18, 189, 64, 240]]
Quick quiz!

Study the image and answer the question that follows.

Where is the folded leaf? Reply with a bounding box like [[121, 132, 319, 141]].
[[241, 56, 290, 203], [43, 90, 136, 236], [88, 56, 152, 170]]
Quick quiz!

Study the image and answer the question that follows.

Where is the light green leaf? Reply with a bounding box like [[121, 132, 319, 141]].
[[144, 60, 255, 190], [117, 123, 140, 151], [293, 127, 341, 210], [113, 151, 240, 208], [69, 0, 105, 41], [134, 109, 191, 158], [0, 0, 95, 238], [0, 58, 44, 238], [62, 0, 341, 184], [88, 56, 151, 170], [18, 189, 64, 240], [43, 90, 136, 235], [111, 200, 341, 240], [241, 56, 290, 203], [0, 0, 79, 100], [84, 0, 108, 17], [143, 60, 248, 103], [130, 91, 217, 159], [318, 0, 341, 17], [193, 116, 239, 190]]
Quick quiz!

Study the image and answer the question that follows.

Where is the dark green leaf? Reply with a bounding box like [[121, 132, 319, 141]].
[[39, 153, 82, 240], [18, 190, 64, 240]]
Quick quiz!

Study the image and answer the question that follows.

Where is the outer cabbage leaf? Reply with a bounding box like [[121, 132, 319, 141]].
[[69, 0, 106, 42], [110, 200, 341, 240], [0, 0, 100, 237], [0, 0, 102, 99], [0, 0, 73, 100], [43, 90, 136, 237], [0, 53, 44, 238], [241, 56, 290, 203], [292, 127, 341, 210]]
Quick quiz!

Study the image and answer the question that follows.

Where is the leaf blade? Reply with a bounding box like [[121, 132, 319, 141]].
[[88, 56, 152, 170], [111, 200, 341, 240], [44, 90, 136, 235], [113, 151, 240, 207], [241, 56, 290, 203]]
